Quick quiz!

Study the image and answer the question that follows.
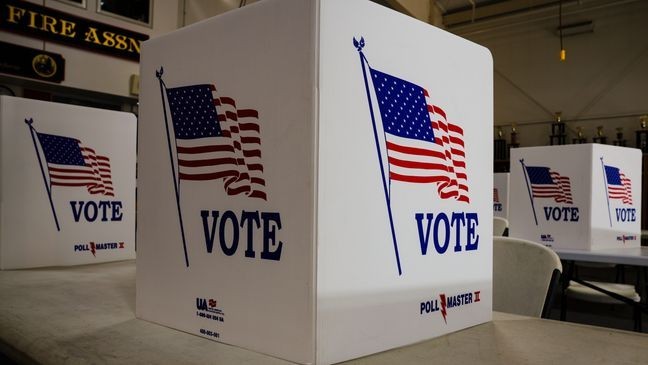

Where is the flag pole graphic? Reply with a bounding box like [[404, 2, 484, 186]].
[[600, 157, 613, 227], [355, 37, 402, 276], [157, 68, 190, 267], [519, 159, 538, 225], [25, 118, 60, 231]]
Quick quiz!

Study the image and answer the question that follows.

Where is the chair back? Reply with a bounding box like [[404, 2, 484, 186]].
[[493, 216, 508, 236], [493, 236, 562, 317]]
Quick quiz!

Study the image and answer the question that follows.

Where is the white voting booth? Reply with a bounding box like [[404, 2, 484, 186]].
[[510, 144, 641, 250], [0, 96, 136, 269], [136, 0, 493, 363], [494, 172, 509, 219]]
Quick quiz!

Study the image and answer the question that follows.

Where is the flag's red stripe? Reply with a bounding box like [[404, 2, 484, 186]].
[[180, 171, 239, 180], [457, 195, 470, 203], [388, 156, 448, 171], [226, 185, 251, 195], [225, 111, 238, 121], [247, 163, 264, 172], [241, 137, 260, 144], [447, 123, 463, 135], [177, 145, 235, 154], [220, 97, 235, 106], [178, 157, 237, 167], [450, 148, 465, 157], [386, 141, 446, 160], [238, 109, 259, 118], [249, 190, 267, 200], [449, 136, 465, 147], [390, 172, 448, 183], [439, 190, 458, 199], [50, 174, 100, 181], [52, 182, 96, 187], [243, 150, 261, 158], [48, 166, 94, 174], [432, 121, 449, 133], [239, 123, 260, 133], [250, 177, 266, 185]]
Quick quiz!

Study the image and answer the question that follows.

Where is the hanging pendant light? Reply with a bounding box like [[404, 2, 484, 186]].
[[559, 0, 566, 61]]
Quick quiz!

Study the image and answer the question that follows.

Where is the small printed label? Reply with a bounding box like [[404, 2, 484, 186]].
[[199, 328, 220, 339]]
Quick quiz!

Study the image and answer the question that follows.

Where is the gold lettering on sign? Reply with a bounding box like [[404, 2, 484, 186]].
[[115, 34, 127, 50], [6, 5, 26, 24], [41, 14, 57, 34], [102, 31, 116, 47], [3, 3, 143, 57], [59, 19, 76, 38], [27, 10, 39, 29], [128, 38, 140, 54], [84, 27, 101, 44]]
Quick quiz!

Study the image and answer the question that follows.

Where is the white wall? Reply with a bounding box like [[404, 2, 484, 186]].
[[456, 0, 648, 148], [0, 0, 180, 98]]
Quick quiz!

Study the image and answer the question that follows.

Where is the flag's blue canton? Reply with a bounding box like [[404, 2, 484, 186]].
[[605, 166, 623, 185], [36, 133, 85, 166], [526, 166, 554, 184], [370, 69, 434, 142], [166, 85, 222, 139]]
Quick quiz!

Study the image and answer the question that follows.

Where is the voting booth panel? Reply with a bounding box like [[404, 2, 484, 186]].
[[494, 173, 509, 219], [0, 96, 136, 269], [509, 145, 641, 250], [136, 0, 493, 364], [317, 1, 492, 363]]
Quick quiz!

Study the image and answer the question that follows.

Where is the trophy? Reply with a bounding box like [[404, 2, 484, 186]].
[[494, 126, 507, 161], [550, 112, 566, 145], [509, 123, 520, 150], [592, 126, 607, 144], [613, 127, 627, 147], [572, 126, 587, 144], [636, 115, 648, 153]]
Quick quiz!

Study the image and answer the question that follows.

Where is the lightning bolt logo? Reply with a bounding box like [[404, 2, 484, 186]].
[[439, 294, 447, 324], [90, 242, 96, 257]]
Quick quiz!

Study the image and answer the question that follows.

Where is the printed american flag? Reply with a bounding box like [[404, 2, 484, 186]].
[[604, 165, 632, 204], [36, 133, 114, 196], [369, 68, 469, 202], [525, 166, 572, 204], [165, 84, 266, 200]]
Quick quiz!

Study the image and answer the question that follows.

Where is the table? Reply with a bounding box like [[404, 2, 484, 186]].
[[554, 247, 648, 267], [554, 246, 648, 327], [1, 261, 648, 364]]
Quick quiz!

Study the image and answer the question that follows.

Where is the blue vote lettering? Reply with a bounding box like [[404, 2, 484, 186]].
[[70, 201, 123, 222], [542, 206, 579, 222], [200, 210, 283, 261], [615, 208, 636, 222], [415, 212, 479, 255]]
